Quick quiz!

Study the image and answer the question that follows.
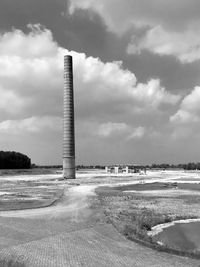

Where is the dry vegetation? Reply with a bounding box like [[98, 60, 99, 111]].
[[95, 182, 200, 257]]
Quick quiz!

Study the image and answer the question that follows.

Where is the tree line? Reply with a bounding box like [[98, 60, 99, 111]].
[[76, 163, 200, 170], [150, 163, 200, 170], [0, 151, 31, 169]]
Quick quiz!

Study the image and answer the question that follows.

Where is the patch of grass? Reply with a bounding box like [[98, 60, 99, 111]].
[[95, 184, 200, 258], [103, 206, 174, 242], [109, 182, 200, 192], [178, 195, 200, 204], [110, 182, 175, 192]]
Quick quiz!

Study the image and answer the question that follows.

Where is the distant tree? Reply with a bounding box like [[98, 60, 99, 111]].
[[0, 151, 31, 169]]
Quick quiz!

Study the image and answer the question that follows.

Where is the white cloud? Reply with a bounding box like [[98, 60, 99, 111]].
[[0, 86, 25, 114], [77, 120, 146, 141], [0, 26, 63, 119], [169, 86, 200, 141], [0, 24, 179, 124], [72, 53, 180, 118], [0, 24, 183, 163], [0, 24, 58, 58], [0, 116, 62, 134], [170, 86, 200, 124], [132, 79, 180, 107], [97, 122, 129, 137], [127, 126, 145, 140], [128, 25, 200, 63]]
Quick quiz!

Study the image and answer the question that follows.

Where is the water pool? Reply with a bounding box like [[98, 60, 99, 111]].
[[153, 221, 200, 253]]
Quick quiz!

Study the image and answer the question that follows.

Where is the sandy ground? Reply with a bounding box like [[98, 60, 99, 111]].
[[0, 169, 200, 222], [0, 184, 96, 218], [0, 170, 199, 266]]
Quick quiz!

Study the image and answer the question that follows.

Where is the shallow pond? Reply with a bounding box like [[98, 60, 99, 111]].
[[153, 221, 200, 253]]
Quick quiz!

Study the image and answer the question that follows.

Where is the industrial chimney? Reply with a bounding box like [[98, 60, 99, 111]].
[[63, 55, 75, 179]]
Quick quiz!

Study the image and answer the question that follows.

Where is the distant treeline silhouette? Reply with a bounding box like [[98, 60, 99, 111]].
[[77, 163, 200, 170], [0, 151, 31, 169], [150, 163, 200, 170], [32, 163, 200, 171]]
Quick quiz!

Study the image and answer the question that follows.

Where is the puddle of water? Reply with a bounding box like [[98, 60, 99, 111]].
[[153, 221, 200, 253]]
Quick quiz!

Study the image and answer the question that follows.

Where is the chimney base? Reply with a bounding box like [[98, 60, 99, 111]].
[[63, 157, 75, 179]]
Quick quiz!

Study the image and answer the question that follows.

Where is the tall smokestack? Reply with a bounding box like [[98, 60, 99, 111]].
[[63, 55, 75, 179]]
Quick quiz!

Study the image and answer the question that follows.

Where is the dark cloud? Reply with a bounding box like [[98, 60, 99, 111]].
[[123, 51, 200, 93], [0, 0, 125, 62], [69, 0, 200, 32], [0, 0, 65, 31]]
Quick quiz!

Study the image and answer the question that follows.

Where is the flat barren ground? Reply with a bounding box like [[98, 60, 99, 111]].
[[0, 169, 199, 266]]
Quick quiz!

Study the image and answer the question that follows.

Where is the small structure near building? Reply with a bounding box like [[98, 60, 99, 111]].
[[105, 165, 147, 174], [105, 165, 130, 174], [114, 166, 119, 174]]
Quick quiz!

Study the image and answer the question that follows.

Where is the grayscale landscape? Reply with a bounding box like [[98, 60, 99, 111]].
[[0, 169, 199, 266], [1, 0, 200, 266]]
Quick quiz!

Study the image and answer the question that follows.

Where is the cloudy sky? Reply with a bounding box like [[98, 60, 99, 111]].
[[1, 0, 200, 165]]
